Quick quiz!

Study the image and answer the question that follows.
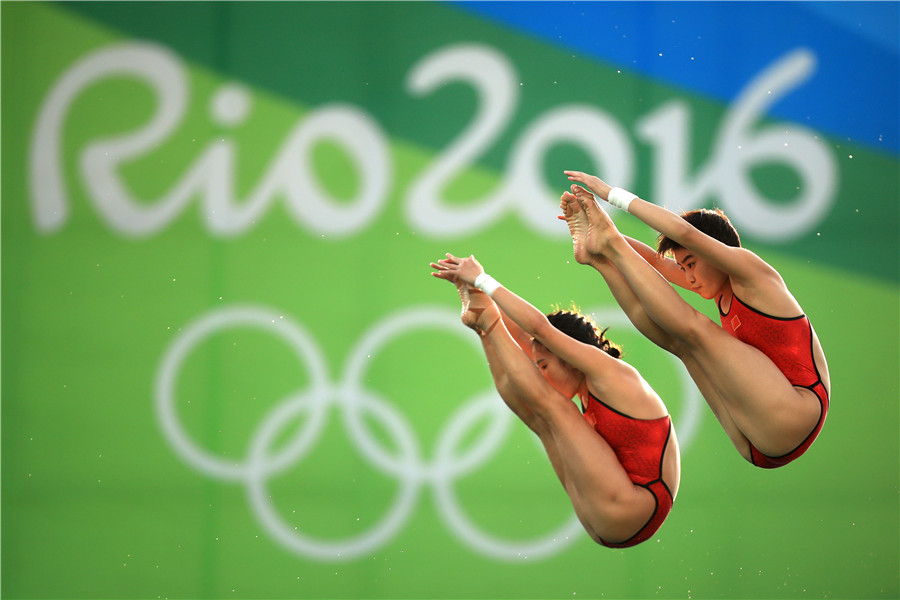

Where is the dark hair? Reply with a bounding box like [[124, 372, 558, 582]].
[[657, 208, 741, 256], [546, 309, 621, 359]]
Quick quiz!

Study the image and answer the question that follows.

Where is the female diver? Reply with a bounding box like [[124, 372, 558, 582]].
[[431, 254, 680, 547], [561, 170, 829, 468]]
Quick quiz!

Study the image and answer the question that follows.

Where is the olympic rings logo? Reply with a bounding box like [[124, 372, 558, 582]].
[[154, 304, 700, 562]]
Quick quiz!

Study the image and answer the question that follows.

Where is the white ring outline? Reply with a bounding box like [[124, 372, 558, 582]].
[[340, 307, 583, 561], [244, 387, 423, 560], [155, 306, 330, 481], [431, 391, 585, 561], [155, 303, 700, 562]]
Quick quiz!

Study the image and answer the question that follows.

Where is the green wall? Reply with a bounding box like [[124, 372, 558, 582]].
[[2, 2, 897, 598]]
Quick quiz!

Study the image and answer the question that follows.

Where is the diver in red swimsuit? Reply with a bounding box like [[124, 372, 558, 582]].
[[717, 294, 829, 467], [431, 253, 680, 547], [562, 171, 830, 468], [581, 393, 674, 546]]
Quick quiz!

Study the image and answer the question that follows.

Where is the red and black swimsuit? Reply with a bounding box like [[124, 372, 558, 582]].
[[582, 393, 674, 548], [718, 293, 829, 468]]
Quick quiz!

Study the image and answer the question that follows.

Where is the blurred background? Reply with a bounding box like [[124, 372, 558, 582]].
[[2, 2, 897, 598]]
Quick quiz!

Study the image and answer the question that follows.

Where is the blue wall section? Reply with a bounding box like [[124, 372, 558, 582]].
[[453, 1, 900, 153]]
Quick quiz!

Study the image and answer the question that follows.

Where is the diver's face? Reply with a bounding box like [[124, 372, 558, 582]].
[[673, 248, 729, 300], [532, 341, 580, 397]]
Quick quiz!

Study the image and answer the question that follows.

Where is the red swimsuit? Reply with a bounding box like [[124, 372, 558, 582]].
[[719, 294, 829, 468], [582, 393, 674, 547]]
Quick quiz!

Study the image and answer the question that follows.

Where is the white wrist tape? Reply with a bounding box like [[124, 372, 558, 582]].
[[474, 273, 501, 297], [607, 187, 637, 212]]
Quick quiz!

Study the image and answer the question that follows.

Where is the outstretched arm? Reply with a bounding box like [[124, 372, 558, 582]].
[[564, 170, 772, 287], [562, 184, 690, 289], [431, 253, 617, 379], [498, 306, 537, 360], [430, 259, 536, 359], [429, 267, 550, 431], [564, 170, 690, 245]]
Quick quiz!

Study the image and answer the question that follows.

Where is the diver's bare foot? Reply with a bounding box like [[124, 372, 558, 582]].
[[455, 280, 478, 329], [443, 275, 500, 334], [570, 184, 619, 256], [430, 258, 501, 334], [560, 191, 593, 265], [464, 286, 501, 335]]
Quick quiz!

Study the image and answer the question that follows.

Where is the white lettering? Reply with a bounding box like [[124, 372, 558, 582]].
[[404, 44, 517, 237], [31, 42, 187, 233], [404, 45, 635, 237], [509, 104, 634, 234], [251, 105, 391, 237], [639, 48, 836, 240], [30, 42, 837, 242], [32, 43, 391, 238]]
